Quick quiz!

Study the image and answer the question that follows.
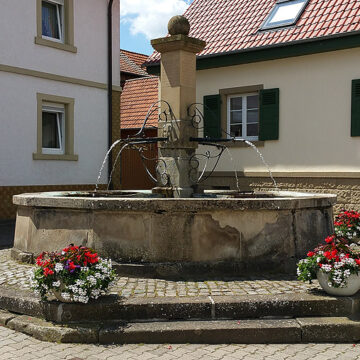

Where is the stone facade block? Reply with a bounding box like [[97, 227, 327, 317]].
[[203, 175, 360, 214]]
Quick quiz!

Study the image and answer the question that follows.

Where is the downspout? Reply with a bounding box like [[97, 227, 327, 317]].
[[107, 0, 114, 189]]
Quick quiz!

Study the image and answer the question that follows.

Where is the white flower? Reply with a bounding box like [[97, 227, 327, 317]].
[[81, 267, 89, 272], [91, 289, 100, 298], [75, 279, 85, 286], [87, 276, 97, 286], [61, 292, 71, 301], [317, 257, 321, 263], [78, 295, 89, 304], [322, 264, 332, 273], [55, 263, 64, 272], [52, 281, 61, 288]]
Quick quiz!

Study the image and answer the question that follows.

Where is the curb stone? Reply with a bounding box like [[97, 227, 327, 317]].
[[6, 314, 99, 343], [0, 285, 358, 323], [0, 309, 15, 326], [2, 309, 360, 344]]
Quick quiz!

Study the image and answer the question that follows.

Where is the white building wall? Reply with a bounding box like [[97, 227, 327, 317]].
[[0, 0, 120, 86], [0, 0, 120, 188], [0, 72, 108, 186], [197, 47, 360, 174]]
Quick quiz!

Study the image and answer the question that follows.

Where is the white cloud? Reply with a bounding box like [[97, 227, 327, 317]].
[[120, 0, 191, 40]]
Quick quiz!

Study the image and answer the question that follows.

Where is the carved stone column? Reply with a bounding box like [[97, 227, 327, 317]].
[[151, 16, 206, 197]]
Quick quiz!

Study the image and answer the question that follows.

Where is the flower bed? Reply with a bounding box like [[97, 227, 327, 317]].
[[30, 245, 116, 303], [334, 210, 360, 241], [297, 235, 360, 288]]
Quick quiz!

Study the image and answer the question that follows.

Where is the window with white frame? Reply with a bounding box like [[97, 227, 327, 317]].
[[227, 93, 259, 141], [42, 0, 64, 42], [42, 103, 65, 155], [261, 0, 308, 30]]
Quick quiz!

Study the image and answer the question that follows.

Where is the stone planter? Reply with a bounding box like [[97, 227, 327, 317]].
[[52, 282, 73, 303], [317, 271, 360, 296]]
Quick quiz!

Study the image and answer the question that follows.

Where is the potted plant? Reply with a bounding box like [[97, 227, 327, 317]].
[[334, 210, 360, 242], [30, 245, 116, 303], [297, 235, 360, 296]]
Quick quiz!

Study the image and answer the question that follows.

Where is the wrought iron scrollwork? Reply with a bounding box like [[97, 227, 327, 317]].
[[188, 144, 226, 184]]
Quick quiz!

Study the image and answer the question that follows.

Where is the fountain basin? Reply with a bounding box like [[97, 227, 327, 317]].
[[12, 190, 336, 276]]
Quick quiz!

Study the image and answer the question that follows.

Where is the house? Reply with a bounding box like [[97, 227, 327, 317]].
[[0, 0, 120, 220], [146, 0, 360, 212], [120, 49, 149, 87], [120, 76, 159, 189]]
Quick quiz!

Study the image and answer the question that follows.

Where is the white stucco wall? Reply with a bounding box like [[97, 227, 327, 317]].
[[197, 48, 360, 174], [0, 72, 109, 186], [0, 0, 120, 86], [0, 0, 120, 187]]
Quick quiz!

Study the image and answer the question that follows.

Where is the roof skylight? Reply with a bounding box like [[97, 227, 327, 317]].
[[261, 0, 308, 30]]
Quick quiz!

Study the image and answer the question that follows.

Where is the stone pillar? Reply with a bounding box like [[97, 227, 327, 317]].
[[151, 16, 206, 198]]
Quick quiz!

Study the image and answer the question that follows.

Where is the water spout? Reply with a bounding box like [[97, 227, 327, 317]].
[[244, 140, 279, 190], [95, 139, 122, 191]]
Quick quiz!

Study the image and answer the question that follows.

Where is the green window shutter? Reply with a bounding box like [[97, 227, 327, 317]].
[[259, 88, 279, 141], [351, 79, 360, 137], [203, 94, 221, 138]]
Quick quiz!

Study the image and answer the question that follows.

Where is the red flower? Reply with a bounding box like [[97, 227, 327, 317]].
[[307, 251, 315, 257], [325, 235, 335, 244], [356, 259, 360, 266], [68, 261, 76, 272], [43, 267, 54, 277], [324, 251, 331, 259], [319, 263, 323, 267], [331, 250, 338, 258]]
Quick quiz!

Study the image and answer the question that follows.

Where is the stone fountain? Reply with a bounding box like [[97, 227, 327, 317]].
[[11, 17, 336, 277]]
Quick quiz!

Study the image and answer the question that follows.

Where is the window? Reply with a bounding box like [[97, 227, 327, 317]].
[[261, 0, 308, 30], [42, 103, 65, 154], [34, 93, 78, 161], [35, 0, 77, 53], [42, 0, 64, 42], [204, 85, 280, 146], [227, 93, 259, 141]]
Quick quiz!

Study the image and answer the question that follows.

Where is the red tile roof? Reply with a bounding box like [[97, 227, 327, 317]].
[[120, 49, 148, 76], [120, 77, 159, 129], [147, 0, 360, 63]]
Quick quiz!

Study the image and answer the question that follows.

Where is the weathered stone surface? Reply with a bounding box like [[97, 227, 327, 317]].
[[298, 317, 360, 342], [12, 191, 336, 275], [0, 309, 15, 325], [7, 315, 98, 343], [10, 247, 33, 264], [99, 319, 301, 344], [168, 15, 190, 35], [214, 293, 354, 319], [0, 287, 45, 318], [203, 174, 360, 213]]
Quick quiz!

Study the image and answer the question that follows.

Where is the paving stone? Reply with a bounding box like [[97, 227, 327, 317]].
[[0, 249, 320, 300]]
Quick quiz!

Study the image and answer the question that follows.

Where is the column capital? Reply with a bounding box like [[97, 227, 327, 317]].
[[151, 35, 206, 54]]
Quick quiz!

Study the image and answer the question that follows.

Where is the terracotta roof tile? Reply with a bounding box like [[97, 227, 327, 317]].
[[147, 0, 360, 64], [120, 49, 148, 76], [120, 77, 159, 129], [122, 50, 149, 68]]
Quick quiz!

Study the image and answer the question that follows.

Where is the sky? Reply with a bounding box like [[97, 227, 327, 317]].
[[120, 0, 193, 55]]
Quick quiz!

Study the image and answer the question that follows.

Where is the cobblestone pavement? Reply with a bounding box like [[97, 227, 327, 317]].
[[0, 326, 360, 360], [0, 249, 319, 298]]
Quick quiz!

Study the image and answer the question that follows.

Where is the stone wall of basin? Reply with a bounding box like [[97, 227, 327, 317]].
[[12, 192, 336, 274]]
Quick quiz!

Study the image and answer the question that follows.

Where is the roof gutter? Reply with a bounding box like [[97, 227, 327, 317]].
[[107, 0, 114, 188], [147, 30, 360, 74]]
